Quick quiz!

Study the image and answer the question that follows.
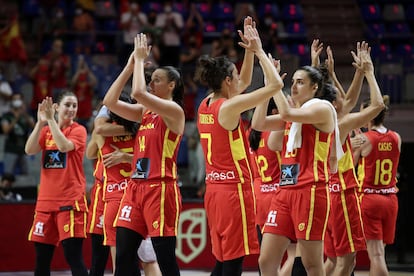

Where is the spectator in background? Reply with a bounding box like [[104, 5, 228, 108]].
[[210, 28, 238, 62], [33, 1, 61, 53], [180, 30, 202, 178], [141, 11, 162, 68], [44, 38, 71, 99], [50, 7, 68, 39], [72, 6, 95, 55], [32, 8, 51, 55], [38, 0, 59, 10], [76, 0, 96, 14], [182, 3, 204, 51], [71, 55, 97, 132], [120, 1, 148, 65], [143, 9, 162, 45], [260, 12, 280, 55], [155, 0, 184, 67], [29, 58, 52, 116], [182, 74, 198, 136], [0, 66, 13, 116], [141, 32, 160, 69], [234, 2, 259, 31], [180, 3, 203, 77], [0, 173, 22, 201], [1, 93, 35, 175], [180, 34, 201, 77], [0, 6, 27, 83]]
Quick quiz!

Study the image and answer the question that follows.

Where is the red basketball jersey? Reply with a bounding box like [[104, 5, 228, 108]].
[[280, 121, 333, 188], [197, 98, 254, 187], [358, 129, 400, 193], [330, 135, 359, 192], [130, 111, 182, 181], [36, 122, 88, 211], [253, 131, 281, 186], [101, 133, 135, 201]]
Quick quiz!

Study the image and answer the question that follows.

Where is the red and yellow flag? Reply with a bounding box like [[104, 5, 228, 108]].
[[0, 15, 27, 63]]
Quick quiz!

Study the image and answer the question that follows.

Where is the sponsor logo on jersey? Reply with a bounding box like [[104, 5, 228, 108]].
[[106, 179, 128, 192], [205, 170, 236, 181], [118, 205, 132, 222], [265, 210, 278, 227]]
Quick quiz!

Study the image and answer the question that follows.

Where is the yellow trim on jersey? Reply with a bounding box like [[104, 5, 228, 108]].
[[306, 185, 316, 240], [200, 133, 212, 165], [99, 148, 109, 201], [93, 156, 102, 177], [160, 181, 166, 236], [322, 185, 330, 239], [89, 184, 102, 233], [161, 129, 181, 178], [174, 182, 180, 236], [83, 195, 88, 210], [28, 212, 36, 241], [83, 211, 88, 238], [355, 188, 365, 236], [313, 131, 332, 183], [338, 141, 358, 191], [340, 190, 355, 252], [324, 133, 332, 181], [357, 158, 366, 193], [229, 127, 256, 213], [70, 210, 75, 236], [103, 202, 108, 245], [237, 182, 250, 255], [238, 126, 254, 185], [306, 185, 330, 240], [276, 151, 282, 168], [228, 129, 247, 184], [113, 191, 127, 227], [313, 131, 319, 182], [172, 161, 177, 180], [244, 129, 256, 214]]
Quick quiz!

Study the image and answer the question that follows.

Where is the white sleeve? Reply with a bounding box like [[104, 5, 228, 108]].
[[139, 13, 148, 24], [121, 12, 131, 25], [174, 13, 184, 28], [0, 82, 13, 96], [96, 105, 110, 119]]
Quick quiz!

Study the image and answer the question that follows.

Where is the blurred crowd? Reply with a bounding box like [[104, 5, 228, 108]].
[[0, 0, 281, 199]]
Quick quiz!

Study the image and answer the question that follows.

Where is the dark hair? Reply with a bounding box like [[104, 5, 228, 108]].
[[160, 66, 184, 108], [248, 129, 261, 151], [320, 83, 337, 103], [194, 55, 234, 92], [144, 68, 154, 85], [2, 173, 15, 183], [56, 90, 77, 104], [249, 98, 277, 151], [299, 65, 336, 103], [109, 93, 139, 135], [363, 95, 389, 126]]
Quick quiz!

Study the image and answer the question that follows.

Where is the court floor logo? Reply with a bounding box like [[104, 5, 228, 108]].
[[176, 208, 207, 263]]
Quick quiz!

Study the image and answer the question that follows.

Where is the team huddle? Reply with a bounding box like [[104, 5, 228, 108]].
[[24, 16, 401, 276]]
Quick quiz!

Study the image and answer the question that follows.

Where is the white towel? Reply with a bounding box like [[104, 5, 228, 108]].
[[286, 98, 344, 161]]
